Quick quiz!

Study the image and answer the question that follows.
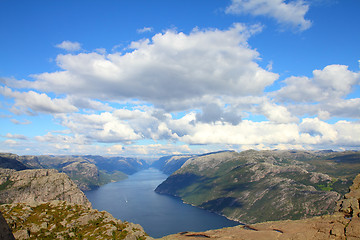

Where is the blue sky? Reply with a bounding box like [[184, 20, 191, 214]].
[[1, 0, 360, 158]]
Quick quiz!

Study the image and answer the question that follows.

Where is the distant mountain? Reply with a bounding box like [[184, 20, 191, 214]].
[[82, 155, 149, 175], [0, 153, 148, 191], [155, 150, 360, 224], [151, 155, 194, 175], [37, 155, 150, 191], [0, 153, 29, 171]]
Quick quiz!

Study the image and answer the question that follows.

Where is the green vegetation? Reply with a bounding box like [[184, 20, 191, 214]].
[[156, 150, 360, 224], [0, 179, 13, 191]]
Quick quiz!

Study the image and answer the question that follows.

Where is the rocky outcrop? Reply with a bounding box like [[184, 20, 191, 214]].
[[0, 168, 91, 207], [161, 173, 360, 240], [0, 211, 15, 240], [0, 201, 149, 240]]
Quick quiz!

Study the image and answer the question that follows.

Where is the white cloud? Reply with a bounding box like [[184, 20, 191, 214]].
[[5, 133, 28, 140], [10, 119, 32, 125], [226, 0, 312, 31], [4, 139, 17, 145], [55, 40, 82, 51], [137, 27, 153, 33], [57, 112, 142, 143], [275, 65, 360, 102], [0, 86, 78, 115], [14, 24, 278, 112], [260, 101, 298, 123], [180, 120, 300, 145]]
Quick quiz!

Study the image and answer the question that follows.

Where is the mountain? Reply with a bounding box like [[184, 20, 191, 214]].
[[0, 167, 149, 239], [0, 168, 91, 207], [160, 173, 360, 240], [82, 155, 149, 175], [0, 153, 29, 171], [151, 155, 194, 175], [38, 155, 147, 190], [0, 153, 150, 191], [155, 150, 360, 224]]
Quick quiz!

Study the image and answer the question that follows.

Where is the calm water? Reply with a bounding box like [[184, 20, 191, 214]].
[[85, 168, 239, 238]]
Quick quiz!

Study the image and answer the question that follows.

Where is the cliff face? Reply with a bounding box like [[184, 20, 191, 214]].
[[0, 201, 149, 240], [0, 168, 91, 207], [156, 150, 360, 224], [161, 173, 360, 240]]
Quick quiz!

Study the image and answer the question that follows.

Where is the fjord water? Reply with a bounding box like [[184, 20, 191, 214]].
[[85, 168, 239, 238]]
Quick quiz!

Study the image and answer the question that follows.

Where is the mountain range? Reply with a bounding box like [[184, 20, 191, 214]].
[[0, 149, 359, 239]]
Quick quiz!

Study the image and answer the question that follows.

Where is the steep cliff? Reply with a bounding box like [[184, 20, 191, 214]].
[[156, 150, 360, 224], [161, 173, 360, 240], [0, 201, 149, 240], [0, 168, 91, 207]]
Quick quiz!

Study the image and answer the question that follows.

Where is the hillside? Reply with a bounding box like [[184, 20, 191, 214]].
[[0, 154, 29, 171], [161, 173, 360, 239], [155, 150, 360, 224]]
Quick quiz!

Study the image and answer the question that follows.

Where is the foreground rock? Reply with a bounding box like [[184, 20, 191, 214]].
[[161, 173, 360, 239], [0, 211, 15, 240], [0, 168, 91, 207], [0, 201, 149, 240]]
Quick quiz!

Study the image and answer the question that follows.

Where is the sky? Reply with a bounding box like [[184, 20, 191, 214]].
[[0, 0, 360, 158]]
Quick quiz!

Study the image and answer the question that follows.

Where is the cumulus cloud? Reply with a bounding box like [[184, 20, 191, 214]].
[[276, 65, 360, 102], [0, 86, 78, 115], [226, 0, 312, 31], [260, 101, 298, 123], [196, 102, 242, 125], [55, 40, 82, 51], [3, 25, 360, 155], [13, 24, 278, 111]]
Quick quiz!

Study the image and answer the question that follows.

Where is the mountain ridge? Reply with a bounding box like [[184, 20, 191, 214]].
[[155, 150, 360, 224]]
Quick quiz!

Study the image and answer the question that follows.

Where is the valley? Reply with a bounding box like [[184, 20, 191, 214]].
[[0, 149, 360, 239]]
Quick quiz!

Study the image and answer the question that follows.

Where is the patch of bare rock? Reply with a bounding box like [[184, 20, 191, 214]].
[[0, 168, 91, 207]]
